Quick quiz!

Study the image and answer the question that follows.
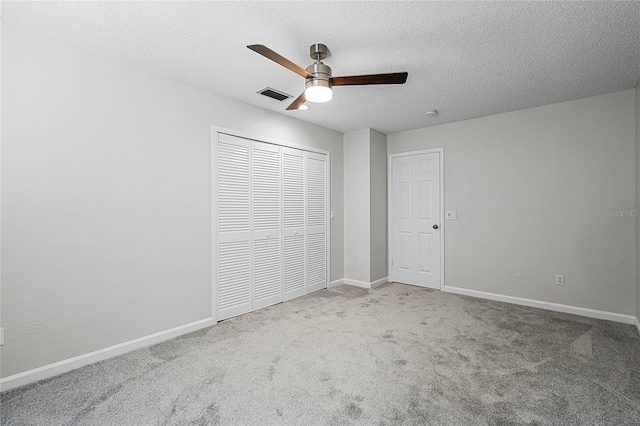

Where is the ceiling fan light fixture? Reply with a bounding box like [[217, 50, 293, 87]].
[[305, 85, 332, 103]]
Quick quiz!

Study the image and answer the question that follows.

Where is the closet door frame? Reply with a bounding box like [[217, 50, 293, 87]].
[[211, 127, 331, 323]]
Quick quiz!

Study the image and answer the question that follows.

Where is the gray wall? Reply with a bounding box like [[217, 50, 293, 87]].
[[389, 90, 637, 315], [636, 80, 640, 319], [369, 129, 388, 282], [343, 129, 371, 283], [343, 128, 389, 284], [1, 28, 344, 378]]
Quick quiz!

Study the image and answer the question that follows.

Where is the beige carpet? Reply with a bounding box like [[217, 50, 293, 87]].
[[2, 283, 640, 425]]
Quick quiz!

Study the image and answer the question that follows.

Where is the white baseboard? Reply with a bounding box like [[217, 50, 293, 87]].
[[370, 276, 389, 289], [442, 285, 636, 325], [635, 317, 640, 335], [343, 278, 369, 288], [328, 279, 344, 288], [344, 276, 389, 290], [0, 317, 216, 392]]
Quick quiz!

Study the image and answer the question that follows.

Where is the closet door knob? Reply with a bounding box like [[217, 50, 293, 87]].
[[433, 224, 439, 230]]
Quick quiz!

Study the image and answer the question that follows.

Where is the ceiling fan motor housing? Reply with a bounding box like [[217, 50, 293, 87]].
[[305, 61, 332, 90]]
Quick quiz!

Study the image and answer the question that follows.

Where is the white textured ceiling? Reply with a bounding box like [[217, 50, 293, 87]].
[[2, 1, 639, 134]]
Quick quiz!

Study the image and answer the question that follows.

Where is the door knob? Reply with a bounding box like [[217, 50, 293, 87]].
[[433, 224, 439, 230]]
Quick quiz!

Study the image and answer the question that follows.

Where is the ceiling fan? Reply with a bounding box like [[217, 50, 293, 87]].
[[248, 43, 408, 111]]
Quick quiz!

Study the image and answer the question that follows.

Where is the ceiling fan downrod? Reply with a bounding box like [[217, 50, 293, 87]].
[[309, 43, 328, 62]]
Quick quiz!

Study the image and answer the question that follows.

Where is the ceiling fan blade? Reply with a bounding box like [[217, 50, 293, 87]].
[[330, 72, 408, 86], [286, 92, 307, 111], [247, 45, 313, 79]]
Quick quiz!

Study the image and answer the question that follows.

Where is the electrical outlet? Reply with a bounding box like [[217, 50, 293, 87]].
[[358, 259, 363, 268], [555, 275, 565, 286]]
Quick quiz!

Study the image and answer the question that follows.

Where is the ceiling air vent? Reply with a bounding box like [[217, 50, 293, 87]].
[[257, 87, 292, 102]]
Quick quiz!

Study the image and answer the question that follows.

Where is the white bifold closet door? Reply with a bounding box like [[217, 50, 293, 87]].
[[215, 133, 327, 321], [217, 134, 252, 320], [252, 141, 283, 311], [282, 147, 306, 302], [305, 152, 327, 293]]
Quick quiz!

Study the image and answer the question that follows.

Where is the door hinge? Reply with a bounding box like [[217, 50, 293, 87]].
[[391, 258, 394, 266]]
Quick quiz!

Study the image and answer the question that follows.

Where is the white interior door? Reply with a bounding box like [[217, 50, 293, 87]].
[[391, 152, 441, 289]]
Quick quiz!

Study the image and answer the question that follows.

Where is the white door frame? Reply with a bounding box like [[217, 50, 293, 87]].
[[387, 148, 445, 290], [211, 126, 331, 323]]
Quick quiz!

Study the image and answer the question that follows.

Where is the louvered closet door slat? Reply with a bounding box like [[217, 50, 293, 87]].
[[252, 141, 282, 310], [218, 241, 250, 309], [283, 148, 305, 230], [253, 142, 281, 232], [218, 136, 250, 234], [283, 234, 305, 302], [282, 147, 306, 301], [217, 133, 251, 320], [306, 233, 326, 291], [253, 238, 281, 308], [306, 154, 326, 228], [306, 152, 327, 293]]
